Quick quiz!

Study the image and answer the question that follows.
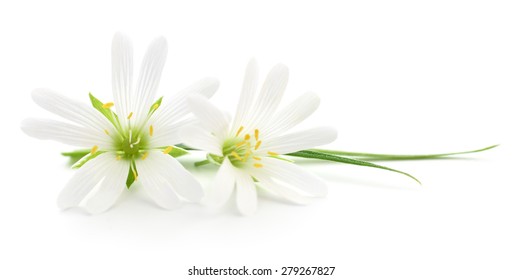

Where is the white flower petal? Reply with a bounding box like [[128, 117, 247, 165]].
[[148, 118, 195, 148], [235, 170, 257, 215], [135, 154, 181, 210], [178, 125, 223, 156], [133, 36, 168, 125], [83, 157, 129, 214], [21, 118, 113, 149], [248, 64, 289, 130], [232, 59, 259, 132], [186, 95, 230, 141], [111, 32, 134, 120], [262, 126, 337, 154], [264, 92, 320, 138], [146, 151, 204, 202], [150, 77, 220, 129], [258, 157, 328, 197], [57, 153, 118, 210], [254, 173, 313, 205], [205, 157, 236, 207], [31, 88, 112, 132], [179, 77, 220, 99]]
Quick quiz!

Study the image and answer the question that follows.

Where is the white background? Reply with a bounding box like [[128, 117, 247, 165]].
[[1, 1, 522, 279]]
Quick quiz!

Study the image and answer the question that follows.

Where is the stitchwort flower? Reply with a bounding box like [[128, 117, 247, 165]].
[[180, 60, 337, 215], [21, 33, 219, 213]]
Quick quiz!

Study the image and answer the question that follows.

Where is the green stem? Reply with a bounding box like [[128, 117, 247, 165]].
[[310, 144, 498, 161], [286, 150, 421, 184]]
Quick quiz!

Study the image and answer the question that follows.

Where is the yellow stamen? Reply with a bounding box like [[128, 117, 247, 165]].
[[235, 141, 247, 147], [127, 112, 133, 119], [255, 129, 259, 141], [102, 102, 114, 109], [152, 103, 159, 110], [255, 141, 262, 150], [230, 151, 242, 161], [149, 125, 154, 136], [163, 146, 173, 154], [141, 151, 149, 160], [90, 145, 98, 155], [116, 155, 122, 161], [235, 126, 244, 137], [253, 156, 261, 161], [268, 151, 279, 156], [254, 163, 263, 168], [243, 151, 251, 161], [244, 134, 251, 140], [104, 129, 110, 135]]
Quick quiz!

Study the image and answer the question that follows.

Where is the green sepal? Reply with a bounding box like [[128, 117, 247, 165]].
[[194, 159, 210, 167], [71, 151, 104, 169], [207, 153, 224, 165], [286, 150, 421, 184], [309, 144, 499, 161], [62, 150, 90, 165], [148, 97, 163, 115], [88, 92, 121, 129], [159, 146, 189, 158], [125, 165, 136, 189]]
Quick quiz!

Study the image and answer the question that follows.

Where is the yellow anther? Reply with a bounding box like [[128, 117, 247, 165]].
[[102, 102, 114, 109], [116, 155, 122, 161], [235, 141, 246, 147], [149, 125, 154, 136], [235, 126, 244, 137], [243, 151, 251, 161], [104, 129, 110, 135], [152, 103, 159, 110], [253, 156, 262, 161], [230, 151, 242, 161], [244, 134, 251, 140], [254, 163, 263, 168], [255, 129, 259, 141], [255, 141, 262, 150], [163, 146, 173, 154], [141, 151, 149, 160], [127, 112, 133, 119], [268, 151, 279, 156], [90, 145, 98, 155]]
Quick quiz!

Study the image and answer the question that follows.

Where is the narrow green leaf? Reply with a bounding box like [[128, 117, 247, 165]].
[[88, 92, 121, 128], [310, 144, 498, 161], [286, 150, 421, 184], [71, 151, 104, 169]]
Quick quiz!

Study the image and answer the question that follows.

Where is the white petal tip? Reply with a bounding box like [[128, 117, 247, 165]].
[[150, 36, 168, 53], [238, 207, 256, 216], [271, 63, 289, 77], [31, 88, 54, 102], [194, 77, 220, 99], [324, 127, 338, 143], [180, 188, 204, 203]]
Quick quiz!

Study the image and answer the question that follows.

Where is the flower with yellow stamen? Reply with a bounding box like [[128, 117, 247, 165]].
[[180, 59, 336, 215], [21, 33, 219, 214]]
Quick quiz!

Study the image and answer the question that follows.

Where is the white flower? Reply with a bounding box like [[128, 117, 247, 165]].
[[21, 33, 219, 214], [180, 60, 337, 215]]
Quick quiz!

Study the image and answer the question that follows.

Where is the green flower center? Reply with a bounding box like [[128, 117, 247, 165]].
[[209, 126, 278, 169]]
